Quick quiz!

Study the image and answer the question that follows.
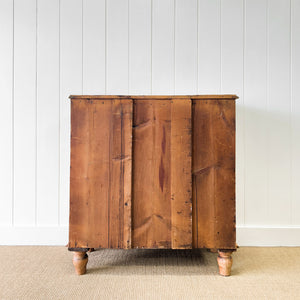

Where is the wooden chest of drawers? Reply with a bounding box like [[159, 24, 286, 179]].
[[68, 95, 237, 276]]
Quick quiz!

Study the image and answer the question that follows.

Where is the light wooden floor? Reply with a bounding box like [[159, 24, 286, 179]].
[[0, 246, 299, 299]]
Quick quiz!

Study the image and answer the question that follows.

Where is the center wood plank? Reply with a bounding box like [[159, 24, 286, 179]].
[[132, 99, 192, 249]]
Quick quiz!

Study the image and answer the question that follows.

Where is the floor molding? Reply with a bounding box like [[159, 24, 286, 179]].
[[237, 226, 300, 246], [1, 226, 300, 246], [0, 226, 68, 245]]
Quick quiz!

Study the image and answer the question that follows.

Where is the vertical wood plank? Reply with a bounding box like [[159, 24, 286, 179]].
[[192, 100, 215, 248], [132, 101, 155, 247], [291, 0, 300, 224], [170, 99, 192, 248], [221, 0, 244, 226], [213, 100, 236, 248], [36, 0, 60, 226], [14, 0, 37, 225], [192, 99, 236, 249], [108, 100, 122, 248], [0, 0, 13, 225], [244, 0, 268, 225], [108, 99, 132, 248], [60, 0, 82, 226], [198, 0, 221, 93], [129, 0, 151, 94], [174, 0, 197, 94], [86, 100, 110, 248], [106, 0, 129, 94], [151, 101, 171, 247], [69, 100, 90, 248], [69, 99, 132, 249], [132, 99, 192, 249], [132, 100, 171, 248], [121, 100, 133, 248], [152, 0, 174, 94], [268, 0, 291, 224], [82, 0, 106, 94]]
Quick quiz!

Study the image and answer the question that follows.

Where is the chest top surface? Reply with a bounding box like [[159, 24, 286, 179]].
[[69, 95, 238, 100]]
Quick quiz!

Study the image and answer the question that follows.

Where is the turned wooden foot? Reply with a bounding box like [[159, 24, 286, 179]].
[[72, 251, 88, 275], [217, 250, 233, 276]]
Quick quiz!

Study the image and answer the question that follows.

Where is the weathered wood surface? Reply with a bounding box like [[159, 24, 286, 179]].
[[132, 99, 192, 248], [170, 99, 192, 248], [69, 96, 237, 251], [192, 99, 236, 249], [69, 99, 132, 249], [70, 95, 238, 100]]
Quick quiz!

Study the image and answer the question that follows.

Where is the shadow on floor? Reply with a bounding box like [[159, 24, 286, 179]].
[[86, 248, 220, 276]]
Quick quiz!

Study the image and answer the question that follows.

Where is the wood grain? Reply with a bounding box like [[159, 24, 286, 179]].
[[192, 99, 236, 249], [170, 99, 192, 248], [69, 96, 236, 251], [69, 100, 90, 248], [132, 99, 192, 248], [72, 251, 88, 275], [87, 100, 110, 248], [69, 99, 132, 249], [217, 250, 233, 276], [132, 100, 170, 248], [108, 99, 132, 248]]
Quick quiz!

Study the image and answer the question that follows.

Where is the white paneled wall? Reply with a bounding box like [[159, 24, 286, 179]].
[[0, 0, 300, 246]]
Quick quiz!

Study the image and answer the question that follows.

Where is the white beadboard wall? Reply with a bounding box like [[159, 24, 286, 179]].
[[0, 0, 299, 246]]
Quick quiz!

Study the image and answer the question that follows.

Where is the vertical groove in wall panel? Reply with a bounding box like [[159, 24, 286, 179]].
[[174, 0, 197, 94], [244, 0, 269, 225], [14, 0, 37, 226], [36, 0, 60, 226], [0, 0, 13, 226], [221, 0, 244, 225], [268, 0, 291, 225], [291, 0, 300, 225], [242, 0, 246, 226], [105, 0, 107, 94], [152, 0, 174, 94], [129, 0, 151, 94], [106, 0, 129, 94], [198, 0, 221, 93], [60, 0, 83, 226], [82, 0, 105, 94], [150, 0, 153, 94]]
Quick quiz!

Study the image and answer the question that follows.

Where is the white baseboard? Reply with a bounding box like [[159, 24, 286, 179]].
[[0, 226, 68, 246], [237, 226, 300, 246], [1, 226, 300, 246]]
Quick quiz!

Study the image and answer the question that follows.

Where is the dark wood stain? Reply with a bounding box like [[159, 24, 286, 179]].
[[159, 156, 165, 192], [161, 126, 166, 154]]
